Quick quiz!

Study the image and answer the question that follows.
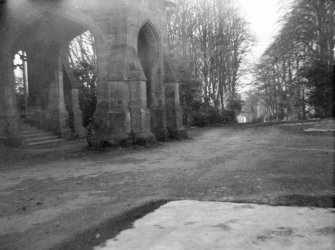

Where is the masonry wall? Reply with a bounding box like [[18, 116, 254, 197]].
[[0, 0, 184, 146]]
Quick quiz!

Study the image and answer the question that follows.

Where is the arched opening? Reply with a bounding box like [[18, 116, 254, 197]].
[[67, 30, 98, 128], [12, 11, 100, 138], [13, 50, 29, 116], [137, 22, 160, 108]]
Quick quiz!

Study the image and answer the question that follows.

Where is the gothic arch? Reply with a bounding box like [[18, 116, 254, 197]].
[[12, 7, 105, 49], [137, 20, 162, 108], [136, 19, 161, 54]]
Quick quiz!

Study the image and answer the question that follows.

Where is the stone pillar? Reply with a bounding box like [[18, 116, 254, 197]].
[[71, 89, 86, 138], [55, 57, 72, 138], [88, 42, 158, 147], [149, 105, 168, 141], [165, 83, 187, 139], [45, 77, 59, 132], [62, 64, 86, 138], [128, 80, 156, 145], [149, 63, 168, 141], [22, 51, 29, 116], [87, 79, 132, 147], [107, 80, 131, 136], [0, 35, 22, 146]]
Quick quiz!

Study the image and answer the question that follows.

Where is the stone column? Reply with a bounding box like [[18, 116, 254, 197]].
[[88, 43, 158, 147], [62, 64, 86, 138], [128, 80, 156, 145], [87, 79, 132, 147], [107, 80, 131, 137], [0, 28, 22, 146], [71, 89, 86, 138], [165, 83, 187, 139], [148, 63, 168, 141], [55, 56, 72, 138], [20, 51, 29, 117]]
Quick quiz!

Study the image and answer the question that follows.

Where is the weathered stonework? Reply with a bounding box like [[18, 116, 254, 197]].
[[0, 0, 185, 147], [165, 83, 187, 139]]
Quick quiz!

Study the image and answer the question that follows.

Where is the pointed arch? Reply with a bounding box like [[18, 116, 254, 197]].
[[136, 19, 161, 53], [14, 7, 105, 47], [137, 20, 162, 108]]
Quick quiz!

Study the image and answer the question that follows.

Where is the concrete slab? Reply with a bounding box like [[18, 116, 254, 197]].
[[95, 200, 335, 250]]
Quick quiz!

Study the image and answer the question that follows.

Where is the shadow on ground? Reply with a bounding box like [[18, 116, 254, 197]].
[[50, 200, 169, 250]]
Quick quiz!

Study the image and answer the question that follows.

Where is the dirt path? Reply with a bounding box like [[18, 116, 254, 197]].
[[0, 123, 334, 249]]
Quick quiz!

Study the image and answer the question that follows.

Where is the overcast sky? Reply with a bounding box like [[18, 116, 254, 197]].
[[238, 0, 282, 59], [237, 0, 285, 92]]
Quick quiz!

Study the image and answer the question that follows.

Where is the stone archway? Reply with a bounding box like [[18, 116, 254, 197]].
[[0, 0, 185, 147], [8, 8, 104, 140]]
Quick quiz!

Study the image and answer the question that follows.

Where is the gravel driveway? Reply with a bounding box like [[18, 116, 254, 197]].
[[0, 122, 334, 249]]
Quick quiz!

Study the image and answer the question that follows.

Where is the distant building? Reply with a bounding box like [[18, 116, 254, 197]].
[[237, 97, 268, 123]]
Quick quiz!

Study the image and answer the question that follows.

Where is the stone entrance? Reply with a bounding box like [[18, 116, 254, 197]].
[[0, 0, 185, 147]]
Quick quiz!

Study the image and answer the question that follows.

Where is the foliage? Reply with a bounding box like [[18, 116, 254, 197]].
[[67, 31, 97, 127], [180, 79, 202, 124], [190, 105, 235, 127], [14, 78, 25, 113], [301, 60, 334, 117], [225, 94, 243, 115], [255, 0, 335, 120]]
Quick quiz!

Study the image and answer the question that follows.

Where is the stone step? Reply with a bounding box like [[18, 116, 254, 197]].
[[20, 124, 38, 129], [20, 129, 43, 134], [25, 136, 60, 142], [20, 125, 36, 130], [27, 138, 65, 146], [20, 120, 64, 147], [21, 132, 52, 137]]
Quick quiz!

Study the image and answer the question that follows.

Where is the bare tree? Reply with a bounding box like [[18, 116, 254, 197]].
[[167, 0, 253, 113], [67, 31, 97, 126], [255, 0, 335, 120]]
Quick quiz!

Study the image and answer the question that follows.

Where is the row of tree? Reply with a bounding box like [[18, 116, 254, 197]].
[[166, 0, 253, 124], [254, 0, 335, 120]]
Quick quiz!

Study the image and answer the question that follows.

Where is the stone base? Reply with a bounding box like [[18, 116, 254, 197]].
[[60, 127, 73, 139], [0, 134, 24, 147], [87, 129, 157, 148], [74, 126, 87, 138], [0, 137, 23, 147], [152, 127, 169, 142], [167, 127, 188, 140], [86, 130, 131, 148], [0, 114, 24, 147], [149, 107, 168, 142], [131, 132, 157, 146]]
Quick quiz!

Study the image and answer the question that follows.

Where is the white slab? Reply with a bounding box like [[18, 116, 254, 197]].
[[95, 200, 335, 250]]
